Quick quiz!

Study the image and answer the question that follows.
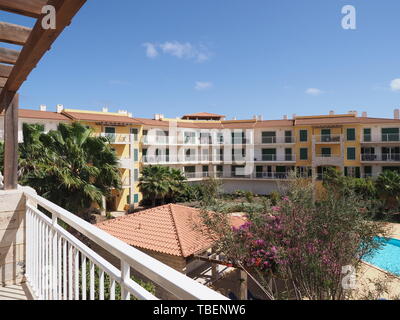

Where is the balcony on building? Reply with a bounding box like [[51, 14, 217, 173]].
[[361, 133, 400, 144], [313, 153, 343, 166], [96, 133, 132, 144], [0, 187, 226, 300], [361, 153, 400, 163], [313, 134, 343, 144]]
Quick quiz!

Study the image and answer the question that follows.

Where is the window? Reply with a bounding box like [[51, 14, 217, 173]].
[[321, 148, 331, 157], [300, 148, 308, 160], [134, 194, 139, 204], [346, 128, 356, 141], [262, 132, 276, 144], [285, 131, 293, 143], [134, 169, 139, 181], [299, 130, 308, 142], [321, 129, 331, 142], [347, 147, 356, 160], [131, 128, 138, 142], [382, 128, 400, 142], [134, 149, 139, 162], [345, 167, 361, 178], [285, 148, 293, 161], [363, 128, 371, 142], [262, 149, 276, 161], [364, 166, 372, 178]]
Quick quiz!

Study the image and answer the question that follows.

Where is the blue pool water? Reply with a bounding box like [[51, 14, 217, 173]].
[[363, 237, 400, 276]]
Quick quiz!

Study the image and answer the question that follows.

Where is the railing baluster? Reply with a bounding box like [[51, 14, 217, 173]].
[[58, 234, 62, 300], [74, 249, 80, 300], [90, 261, 95, 300], [99, 269, 105, 300], [68, 243, 73, 300], [110, 279, 116, 300], [82, 255, 87, 300], [63, 238, 67, 300], [121, 261, 130, 300]]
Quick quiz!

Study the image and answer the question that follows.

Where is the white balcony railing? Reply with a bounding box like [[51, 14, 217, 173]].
[[95, 133, 132, 144], [261, 137, 296, 144], [313, 135, 342, 143], [361, 154, 400, 162], [24, 190, 227, 300], [361, 134, 400, 143], [254, 155, 296, 162]]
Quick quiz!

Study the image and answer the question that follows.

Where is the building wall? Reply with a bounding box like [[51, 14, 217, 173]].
[[0, 189, 27, 285]]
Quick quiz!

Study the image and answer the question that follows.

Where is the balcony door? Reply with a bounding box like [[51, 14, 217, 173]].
[[262, 132, 276, 144], [382, 147, 400, 161], [105, 127, 116, 142], [321, 148, 331, 157], [382, 128, 399, 142], [321, 129, 331, 142], [262, 149, 276, 161]]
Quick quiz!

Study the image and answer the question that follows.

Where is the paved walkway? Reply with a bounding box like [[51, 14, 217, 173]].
[[0, 284, 32, 300]]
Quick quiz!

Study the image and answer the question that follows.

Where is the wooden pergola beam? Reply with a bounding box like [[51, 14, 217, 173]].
[[0, 63, 11, 77], [0, 47, 19, 65], [0, 77, 6, 87], [0, 0, 48, 18], [0, 0, 87, 112], [0, 22, 32, 46]]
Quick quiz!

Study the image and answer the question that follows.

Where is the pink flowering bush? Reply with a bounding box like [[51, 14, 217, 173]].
[[200, 177, 387, 300]]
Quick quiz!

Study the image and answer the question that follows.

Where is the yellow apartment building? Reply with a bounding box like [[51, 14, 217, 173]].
[[2, 107, 400, 212]]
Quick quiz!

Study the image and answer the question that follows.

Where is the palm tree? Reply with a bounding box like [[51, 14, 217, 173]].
[[138, 166, 187, 206], [376, 170, 400, 210], [19, 122, 121, 219], [138, 166, 171, 206]]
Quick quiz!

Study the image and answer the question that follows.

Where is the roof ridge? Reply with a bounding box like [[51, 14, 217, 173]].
[[168, 203, 186, 257]]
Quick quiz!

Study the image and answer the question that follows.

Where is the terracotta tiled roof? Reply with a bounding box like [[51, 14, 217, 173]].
[[295, 116, 400, 126], [96, 204, 215, 257], [63, 111, 140, 125], [15, 109, 70, 121], [182, 112, 225, 118]]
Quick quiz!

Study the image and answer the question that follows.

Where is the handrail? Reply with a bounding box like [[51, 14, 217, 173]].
[[24, 189, 227, 300]]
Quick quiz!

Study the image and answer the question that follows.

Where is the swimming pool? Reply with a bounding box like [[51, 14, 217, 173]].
[[363, 237, 400, 276]]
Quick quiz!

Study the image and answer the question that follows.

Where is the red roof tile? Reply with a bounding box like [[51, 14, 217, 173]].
[[17, 109, 70, 121], [63, 111, 140, 125], [97, 204, 246, 257]]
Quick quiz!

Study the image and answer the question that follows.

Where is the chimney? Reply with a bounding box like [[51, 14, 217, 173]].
[[154, 114, 160, 120], [258, 115, 263, 121], [329, 110, 335, 116], [253, 115, 257, 120], [39, 105, 47, 112], [348, 110, 358, 117], [128, 113, 133, 118], [118, 110, 128, 115], [292, 114, 297, 120], [102, 107, 108, 113], [56, 104, 64, 113], [283, 115, 288, 120], [362, 112, 368, 118], [394, 109, 400, 120]]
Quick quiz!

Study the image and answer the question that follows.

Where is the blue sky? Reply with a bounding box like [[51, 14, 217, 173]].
[[2, 0, 400, 119]]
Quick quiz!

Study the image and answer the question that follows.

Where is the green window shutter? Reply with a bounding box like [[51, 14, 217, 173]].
[[134, 149, 138, 161], [299, 130, 308, 142], [134, 194, 139, 204], [300, 148, 308, 160], [347, 147, 356, 160], [347, 128, 356, 141]]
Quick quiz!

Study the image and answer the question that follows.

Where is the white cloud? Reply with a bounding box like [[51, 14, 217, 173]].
[[390, 78, 400, 92], [195, 81, 213, 91], [305, 88, 324, 96], [143, 41, 211, 62], [143, 43, 159, 58]]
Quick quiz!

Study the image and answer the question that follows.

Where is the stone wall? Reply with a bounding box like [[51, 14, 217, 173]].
[[0, 189, 27, 286]]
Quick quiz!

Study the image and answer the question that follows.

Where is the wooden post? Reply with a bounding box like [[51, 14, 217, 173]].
[[3, 92, 18, 190], [239, 270, 248, 300]]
